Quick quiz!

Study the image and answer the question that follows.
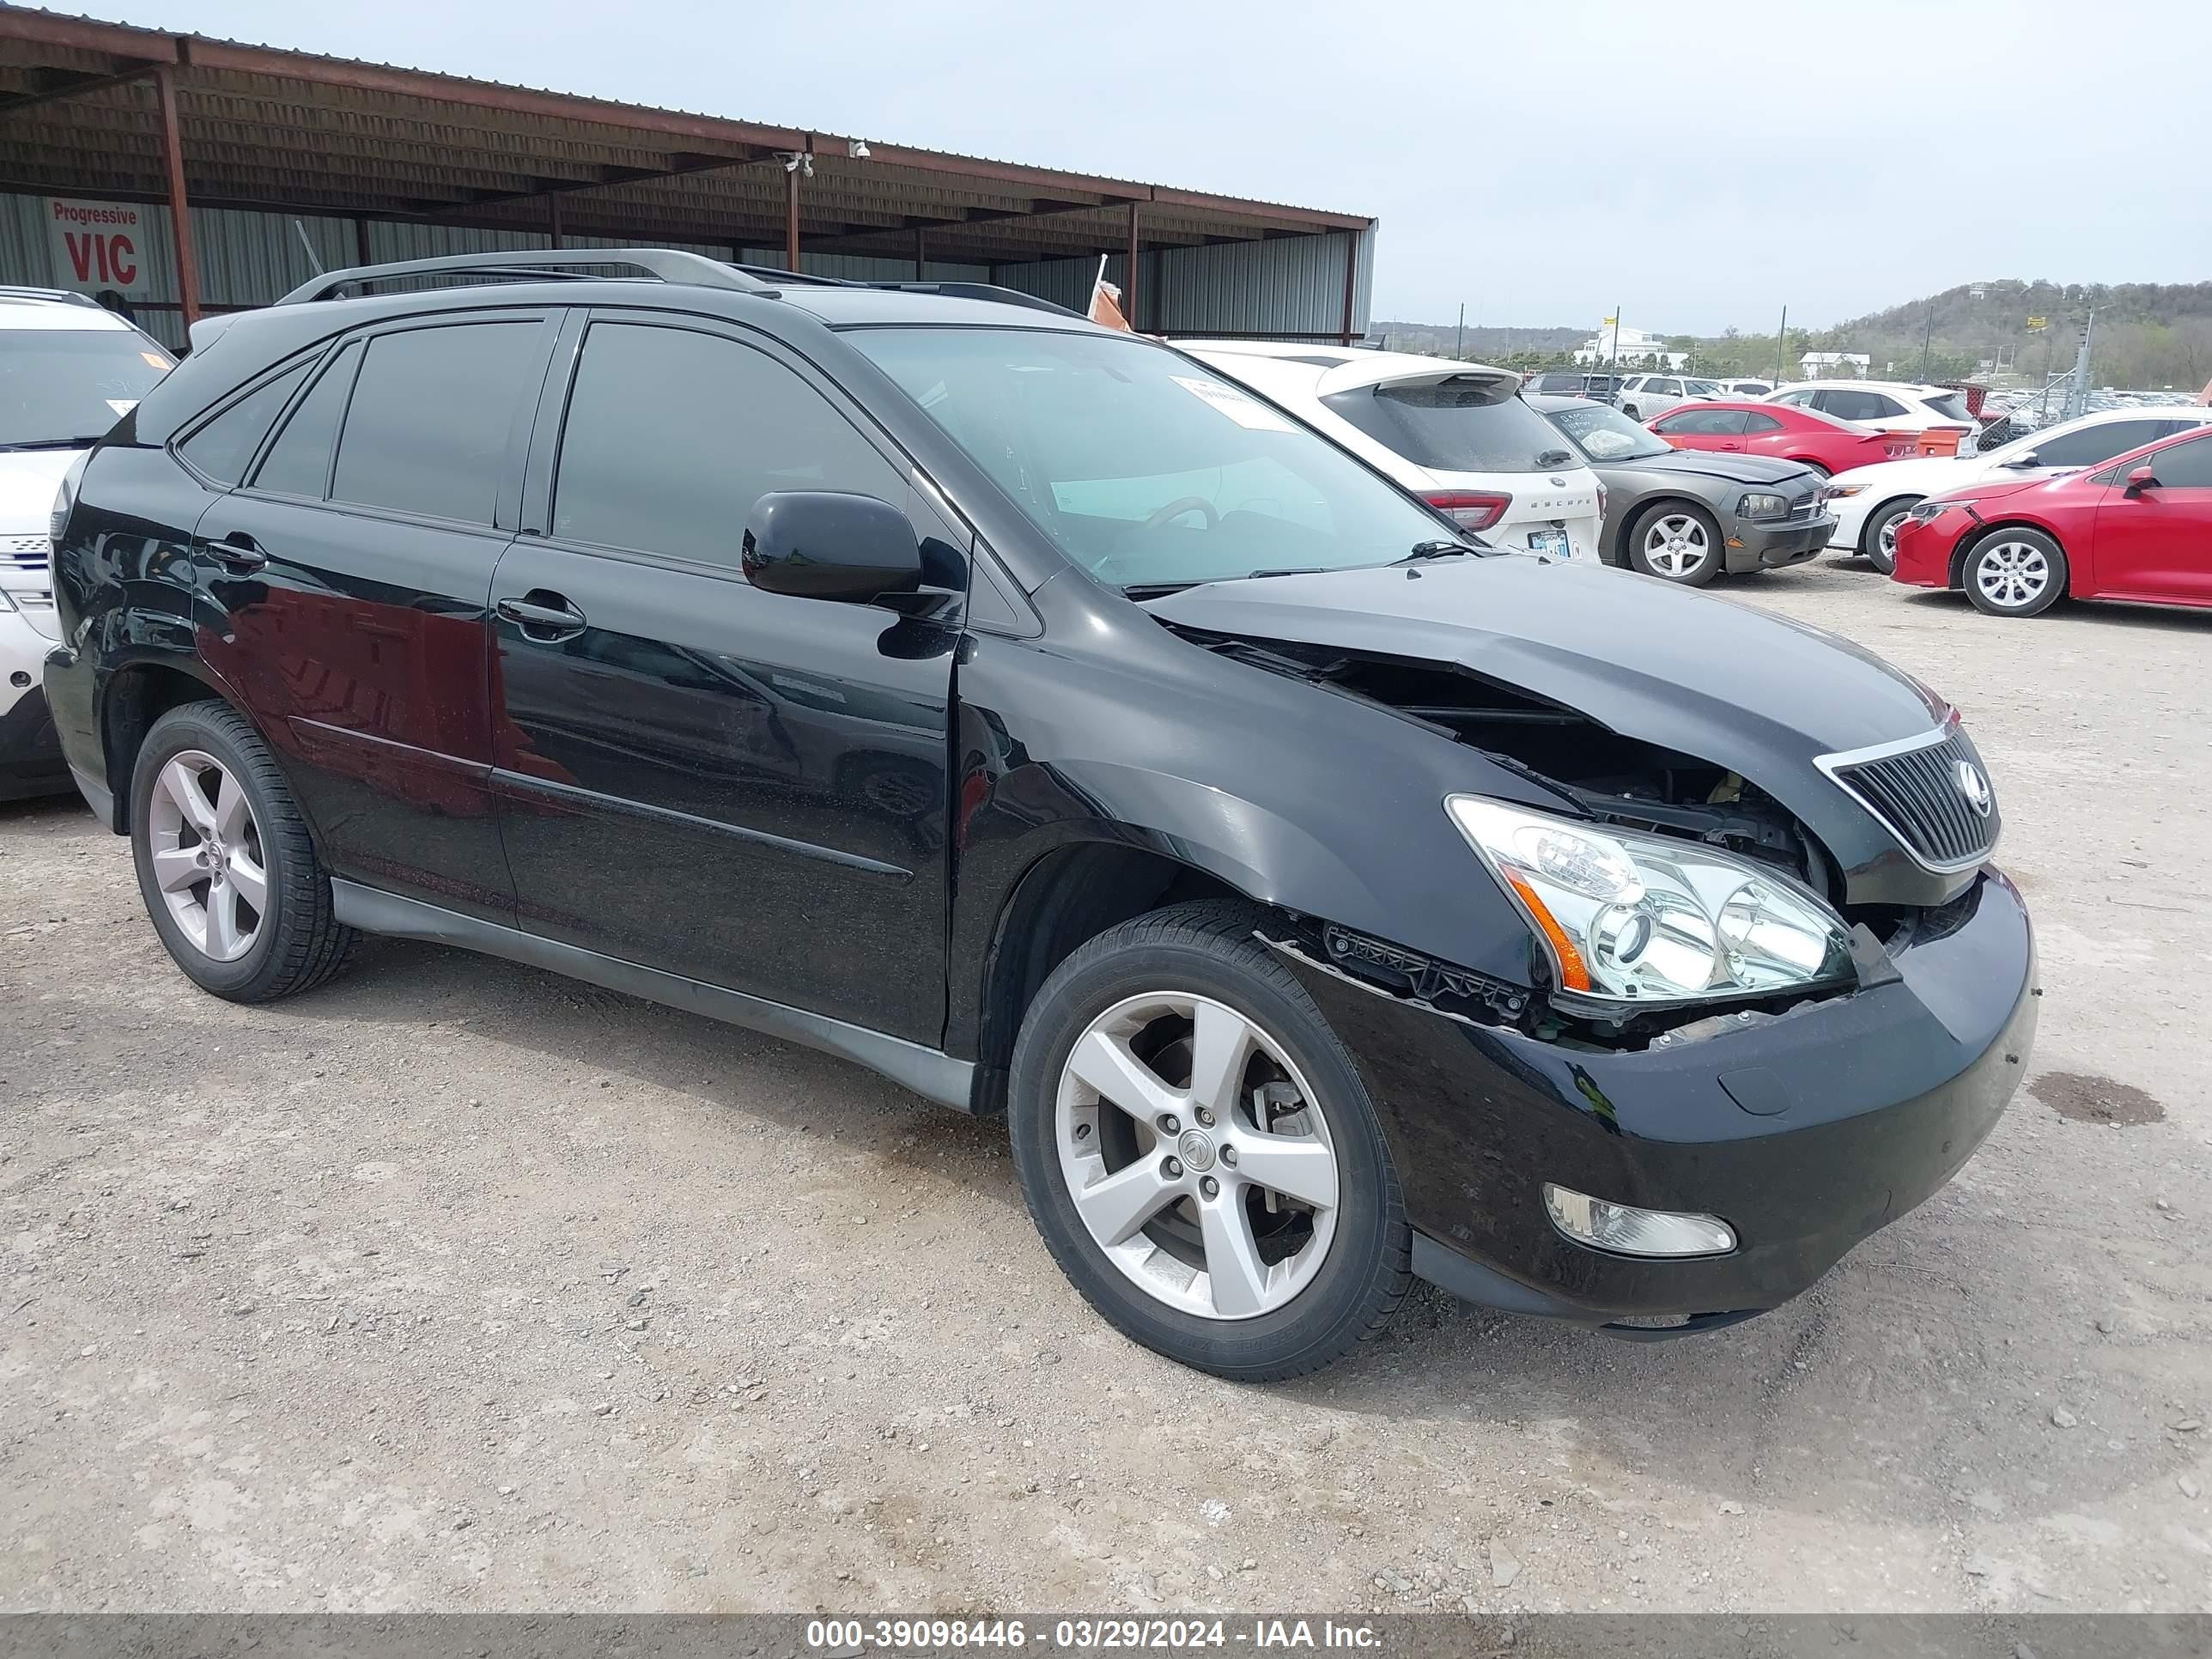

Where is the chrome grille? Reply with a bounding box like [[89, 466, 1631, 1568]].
[[1820, 726, 1998, 872]]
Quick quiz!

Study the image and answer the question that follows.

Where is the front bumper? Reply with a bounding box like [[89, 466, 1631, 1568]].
[[1892, 514, 1970, 589], [1825, 491, 1875, 551], [1724, 511, 1836, 573], [1279, 868, 2035, 1332]]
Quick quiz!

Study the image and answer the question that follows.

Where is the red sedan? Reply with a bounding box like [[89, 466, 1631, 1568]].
[[1647, 400, 1917, 479], [1892, 423, 2212, 617]]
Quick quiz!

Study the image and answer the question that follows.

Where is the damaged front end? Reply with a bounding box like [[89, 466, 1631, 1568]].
[[1176, 628, 1899, 1050]]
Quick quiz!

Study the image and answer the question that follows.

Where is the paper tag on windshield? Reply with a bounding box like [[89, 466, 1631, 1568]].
[[1170, 375, 1294, 432], [106, 399, 137, 416]]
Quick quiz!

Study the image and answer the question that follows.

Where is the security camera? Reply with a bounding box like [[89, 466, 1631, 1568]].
[[849, 139, 871, 159]]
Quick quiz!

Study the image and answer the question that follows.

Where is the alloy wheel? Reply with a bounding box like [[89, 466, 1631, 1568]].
[[147, 750, 267, 962], [1974, 539, 2051, 611], [1642, 514, 1712, 579], [1054, 992, 1340, 1321], [1877, 514, 1901, 564]]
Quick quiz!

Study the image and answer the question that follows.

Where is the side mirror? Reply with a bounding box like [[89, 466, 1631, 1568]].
[[2001, 450, 2039, 469], [741, 491, 921, 604], [2124, 465, 2159, 495]]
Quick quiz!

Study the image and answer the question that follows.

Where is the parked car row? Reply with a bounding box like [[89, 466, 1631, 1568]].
[[27, 247, 2035, 1382]]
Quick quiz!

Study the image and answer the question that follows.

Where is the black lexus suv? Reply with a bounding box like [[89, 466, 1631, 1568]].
[[44, 250, 2035, 1380]]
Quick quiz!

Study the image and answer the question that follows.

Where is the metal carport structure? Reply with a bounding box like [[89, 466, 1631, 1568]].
[[0, 7, 1375, 350]]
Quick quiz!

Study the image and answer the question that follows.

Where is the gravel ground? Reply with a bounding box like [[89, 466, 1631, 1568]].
[[3, 561, 2208, 1616]]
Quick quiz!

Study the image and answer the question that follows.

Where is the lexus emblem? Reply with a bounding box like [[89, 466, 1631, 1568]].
[[1954, 759, 1993, 817], [1176, 1129, 1217, 1172], [1549, 476, 1567, 487]]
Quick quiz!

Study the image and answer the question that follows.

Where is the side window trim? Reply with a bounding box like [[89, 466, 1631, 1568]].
[[170, 351, 325, 489]]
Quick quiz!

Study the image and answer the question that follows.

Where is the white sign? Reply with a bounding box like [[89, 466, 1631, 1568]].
[[45, 198, 153, 299], [1170, 375, 1294, 432]]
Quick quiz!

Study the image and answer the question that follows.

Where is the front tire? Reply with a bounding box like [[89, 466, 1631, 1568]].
[[131, 702, 355, 1001], [1626, 501, 1723, 586], [1964, 527, 2068, 617], [1006, 902, 1410, 1381], [1861, 497, 1918, 575]]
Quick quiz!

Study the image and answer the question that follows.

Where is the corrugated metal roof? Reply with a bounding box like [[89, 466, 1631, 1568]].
[[0, 8, 1372, 268]]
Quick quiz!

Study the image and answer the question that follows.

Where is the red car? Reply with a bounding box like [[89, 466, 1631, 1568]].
[[1891, 423, 2212, 617], [1648, 400, 1917, 479]]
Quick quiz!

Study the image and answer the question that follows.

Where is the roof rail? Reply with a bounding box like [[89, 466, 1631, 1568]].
[[862, 281, 1084, 319], [0, 285, 102, 307], [275, 247, 780, 307]]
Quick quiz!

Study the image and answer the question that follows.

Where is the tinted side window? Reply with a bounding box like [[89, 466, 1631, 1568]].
[[1741, 412, 1784, 434], [1864, 394, 1906, 419], [552, 321, 903, 568], [177, 363, 308, 484], [252, 343, 361, 498], [1656, 409, 1747, 435], [2148, 433, 2212, 488], [2029, 419, 2168, 469], [331, 321, 544, 525]]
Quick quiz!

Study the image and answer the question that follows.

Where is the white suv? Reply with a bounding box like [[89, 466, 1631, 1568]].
[[0, 288, 173, 799], [1764, 381, 1980, 457], [1179, 342, 1605, 562], [1613, 374, 1721, 421]]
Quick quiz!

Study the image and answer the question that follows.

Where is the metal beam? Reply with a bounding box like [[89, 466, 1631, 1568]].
[[152, 65, 200, 328], [0, 62, 161, 119], [1126, 201, 1140, 331], [784, 161, 799, 270], [1339, 228, 1358, 346], [912, 225, 925, 279]]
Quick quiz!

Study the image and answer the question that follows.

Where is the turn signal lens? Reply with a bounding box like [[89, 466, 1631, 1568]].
[[1543, 1183, 1736, 1258]]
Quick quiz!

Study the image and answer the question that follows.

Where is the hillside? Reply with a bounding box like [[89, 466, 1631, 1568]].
[[1378, 281, 2212, 391]]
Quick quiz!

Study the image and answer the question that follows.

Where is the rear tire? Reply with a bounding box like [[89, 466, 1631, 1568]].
[[1006, 901, 1410, 1382], [1793, 459, 1832, 482], [1861, 497, 1917, 575], [1626, 501, 1723, 586], [1964, 527, 2068, 617], [130, 702, 355, 1001]]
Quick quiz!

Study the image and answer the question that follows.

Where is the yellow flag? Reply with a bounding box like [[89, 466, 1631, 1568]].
[[1602, 314, 1618, 326], [2026, 317, 2047, 330]]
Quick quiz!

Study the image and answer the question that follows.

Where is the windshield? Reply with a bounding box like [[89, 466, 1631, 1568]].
[[1685, 379, 1721, 395], [847, 327, 1464, 590], [0, 325, 173, 447], [1320, 378, 1577, 475], [1542, 400, 1674, 462]]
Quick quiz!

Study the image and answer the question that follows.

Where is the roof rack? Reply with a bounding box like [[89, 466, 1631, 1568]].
[[276, 247, 781, 307], [0, 285, 103, 307], [861, 281, 1083, 319]]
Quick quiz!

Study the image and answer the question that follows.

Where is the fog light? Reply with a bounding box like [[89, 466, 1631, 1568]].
[[1543, 1183, 1735, 1258]]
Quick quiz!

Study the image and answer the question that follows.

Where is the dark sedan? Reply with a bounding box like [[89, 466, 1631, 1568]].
[[1530, 394, 1835, 586]]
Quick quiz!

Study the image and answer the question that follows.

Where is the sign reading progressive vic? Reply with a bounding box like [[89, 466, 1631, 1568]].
[[46, 198, 154, 298]]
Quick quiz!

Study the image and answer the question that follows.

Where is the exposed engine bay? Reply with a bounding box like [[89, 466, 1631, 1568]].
[[1173, 627, 1878, 1048]]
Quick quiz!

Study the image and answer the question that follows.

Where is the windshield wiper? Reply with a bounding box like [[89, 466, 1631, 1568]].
[[1396, 540, 1477, 564], [0, 437, 108, 452]]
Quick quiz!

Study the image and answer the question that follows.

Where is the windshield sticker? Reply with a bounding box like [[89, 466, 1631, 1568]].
[[1170, 375, 1295, 432], [106, 398, 137, 416], [141, 351, 173, 370]]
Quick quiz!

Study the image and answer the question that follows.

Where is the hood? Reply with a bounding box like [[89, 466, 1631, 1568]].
[[0, 447, 79, 533], [1146, 556, 1958, 902], [1605, 449, 1813, 488], [1931, 475, 2045, 507]]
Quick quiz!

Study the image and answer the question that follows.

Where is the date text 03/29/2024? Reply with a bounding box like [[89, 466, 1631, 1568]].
[[805, 1618, 1385, 1652]]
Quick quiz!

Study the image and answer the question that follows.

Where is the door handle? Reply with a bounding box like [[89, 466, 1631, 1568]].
[[201, 532, 266, 573], [496, 591, 588, 640]]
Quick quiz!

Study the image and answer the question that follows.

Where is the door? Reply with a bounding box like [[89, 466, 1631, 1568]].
[[489, 312, 963, 1043], [1651, 408, 1750, 451], [2086, 430, 2212, 605], [190, 312, 556, 921]]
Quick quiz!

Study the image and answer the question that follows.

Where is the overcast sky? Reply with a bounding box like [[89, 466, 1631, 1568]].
[[76, 0, 2211, 333]]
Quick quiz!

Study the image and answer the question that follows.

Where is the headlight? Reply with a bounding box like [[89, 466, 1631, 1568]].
[[1737, 491, 1790, 522], [50, 452, 88, 548], [1820, 483, 1867, 501], [1445, 796, 1854, 1004], [1908, 497, 1975, 523]]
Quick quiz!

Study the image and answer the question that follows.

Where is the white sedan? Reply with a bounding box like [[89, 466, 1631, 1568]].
[[1823, 405, 2212, 572]]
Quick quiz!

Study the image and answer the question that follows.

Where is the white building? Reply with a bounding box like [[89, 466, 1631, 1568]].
[[1799, 351, 1872, 377], [1573, 320, 1686, 369]]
